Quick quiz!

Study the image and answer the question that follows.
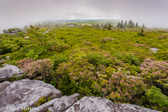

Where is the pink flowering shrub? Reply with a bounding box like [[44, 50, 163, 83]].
[[17, 58, 54, 79], [139, 58, 168, 93], [140, 58, 168, 79], [56, 55, 147, 103], [56, 57, 98, 81], [17, 58, 34, 68], [93, 71, 147, 103]]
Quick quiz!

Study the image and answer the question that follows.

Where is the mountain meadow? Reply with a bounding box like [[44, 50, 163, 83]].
[[0, 22, 168, 111]]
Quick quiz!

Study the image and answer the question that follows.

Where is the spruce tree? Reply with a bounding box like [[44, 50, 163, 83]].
[[124, 20, 128, 28]]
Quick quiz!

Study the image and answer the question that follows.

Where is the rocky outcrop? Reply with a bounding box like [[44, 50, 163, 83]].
[[30, 93, 80, 112], [65, 96, 159, 112], [0, 65, 24, 82], [0, 79, 62, 112], [0, 79, 160, 112]]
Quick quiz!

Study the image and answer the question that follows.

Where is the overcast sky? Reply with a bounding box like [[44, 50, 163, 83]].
[[0, 0, 168, 32]]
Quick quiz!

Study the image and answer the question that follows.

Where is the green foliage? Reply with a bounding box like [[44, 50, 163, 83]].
[[88, 52, 112, 66], [53, 53, 68, 70], [146, 86, 168, 111], [1, 26, 168, 111], [34, 96, 52, 107], [121, 54, 141, 66], [58, 74, 78, 95]]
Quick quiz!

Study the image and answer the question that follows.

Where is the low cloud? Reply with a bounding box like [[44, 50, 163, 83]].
[[0, 0, 168, 32]]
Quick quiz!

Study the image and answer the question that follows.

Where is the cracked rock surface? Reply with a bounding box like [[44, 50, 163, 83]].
[[0, 79, 62, 112], [0, 65, 24, 82]]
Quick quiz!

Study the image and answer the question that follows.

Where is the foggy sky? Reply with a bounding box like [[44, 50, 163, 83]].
[[0, 0, 168, 32]]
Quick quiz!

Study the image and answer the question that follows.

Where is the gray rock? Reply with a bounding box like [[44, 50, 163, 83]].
[[0, 79, 62, 112], [0, 58, 5, 64], [150, 48, 159, 53], [0, 65, 24, 82], [0, 81, 10, 92], [65, 96, 159, 112], [53, 93, 80, 112], [48, 107, 55, 112], [24, 36, 29, 39], [29, 93, 79, 112]]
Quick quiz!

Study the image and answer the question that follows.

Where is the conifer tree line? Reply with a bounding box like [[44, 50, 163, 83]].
[[117, 20, 139, 28]]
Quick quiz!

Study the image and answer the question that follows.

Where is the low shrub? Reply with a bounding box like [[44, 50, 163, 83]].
[[122, 54, 141, 66], [53, 54, 68, 70], [93, 71, 147, 103], [88, 52, 112, 66], [17, 58, 54, 80], [146, 86, 168, 111]]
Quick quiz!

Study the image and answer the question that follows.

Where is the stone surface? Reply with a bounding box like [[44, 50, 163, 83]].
[[53, 93, 80, 112], [0, 58, 5, 64], [29, 93, 79, 112], [65, 96, 159, 112], [150, 48, 159, 53], [0, 65, 24, 82], [0, 79, 62, 112]]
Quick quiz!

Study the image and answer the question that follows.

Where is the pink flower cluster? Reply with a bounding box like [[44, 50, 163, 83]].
[[17, 58, 53, 79], [140, 58, 168, 78], [94, 71, 147, 102]]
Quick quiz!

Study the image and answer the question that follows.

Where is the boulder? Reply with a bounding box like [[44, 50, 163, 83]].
[[65, 96, 159, 112], [53, 93, 79, 111], [29, 93, 79, 112], [0, 65, 24, 82], [0, 79, 62, 112]]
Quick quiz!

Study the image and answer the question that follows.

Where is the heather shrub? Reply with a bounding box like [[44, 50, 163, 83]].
[[140, 58, 168, 80], [17, 58, 54, 81], [93, 71, 147, 103], [56, 58, 100, 96], [139, 58, 168, 94]]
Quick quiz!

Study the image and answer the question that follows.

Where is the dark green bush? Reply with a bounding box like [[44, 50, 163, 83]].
[[88, 53, 112, 66], [53, 54, 68, 70], [146, 86, 168, 111], [122, 54, 141, 66]]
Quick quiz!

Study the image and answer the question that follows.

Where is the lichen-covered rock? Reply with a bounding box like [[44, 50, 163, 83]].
[[65, 96, 159, 112], [0, 79, 62, 112], [53, 93, 80, 111], [0, 65, 24, 82], [29, 93, 79, 112]]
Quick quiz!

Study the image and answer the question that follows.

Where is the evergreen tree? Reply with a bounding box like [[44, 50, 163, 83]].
[[128, 20, 134, 28], [117, 22, 121, 28], [136, 22, 138, 28], [124, 20, 128, 28], [120, 20, 124, 28], [138, 24, 145, 36]]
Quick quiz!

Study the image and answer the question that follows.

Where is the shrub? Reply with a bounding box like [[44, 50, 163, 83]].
[[93, 71, 147, 103], [100, 37, 113, 43], [17, 58, 54, 80], [53, 54, 68, 70], [122, 54, 141, 66], [139, 58, 168, 94], [88, 52, 112, 66], [146, 86, 168, 111], [56, 58, 99, 96]]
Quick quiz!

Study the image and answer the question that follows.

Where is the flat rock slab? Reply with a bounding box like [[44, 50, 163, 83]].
[[0, 65, 24, 82], [65, 96, 159, 112], [0, 79, 62, 112]]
